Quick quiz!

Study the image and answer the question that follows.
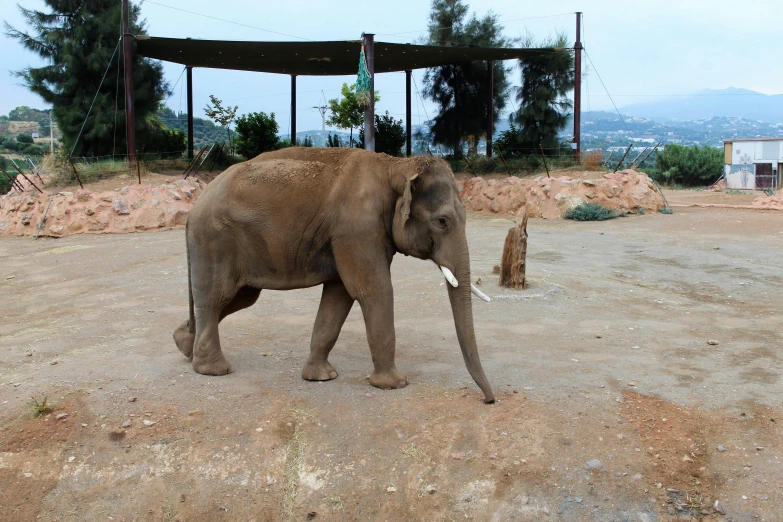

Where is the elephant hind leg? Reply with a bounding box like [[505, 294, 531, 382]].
[[192, 286, 261, 376], [174, 321, 195, 360], [220, 286, 261, 321], [302, 281, 354, 382]]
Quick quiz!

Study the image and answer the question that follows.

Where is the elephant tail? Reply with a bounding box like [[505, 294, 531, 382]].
[[186, 221, 195, 334]]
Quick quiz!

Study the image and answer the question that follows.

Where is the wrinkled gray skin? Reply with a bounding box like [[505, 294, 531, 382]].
[[173, 148, 495, 403]]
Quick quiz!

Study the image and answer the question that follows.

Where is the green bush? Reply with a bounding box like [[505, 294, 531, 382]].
[[22, 144, 45, 156], [139, 128, 186, 159], [658, 207, 674, 215], [655, 144, 723, 187], [564, 203, 619, 221], [2, 139, 19, 151], [234, 111, 280, 159], [16, 133, 34, 145]]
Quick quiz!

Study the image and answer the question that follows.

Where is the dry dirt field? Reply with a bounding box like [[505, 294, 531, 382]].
[[1, 197, 782, 521]]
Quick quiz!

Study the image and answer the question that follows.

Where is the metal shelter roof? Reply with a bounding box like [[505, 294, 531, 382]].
[[135, 36, 558, 75]]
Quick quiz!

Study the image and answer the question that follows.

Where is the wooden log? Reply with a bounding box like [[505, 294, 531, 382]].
[[499, 213, 528, 289]]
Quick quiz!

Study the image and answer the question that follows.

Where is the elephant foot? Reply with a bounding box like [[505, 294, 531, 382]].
[[301, 359, 339, 381], [369, 368, 408, 390], [193, 355, 232, 376], [173, 321, 195, 360]]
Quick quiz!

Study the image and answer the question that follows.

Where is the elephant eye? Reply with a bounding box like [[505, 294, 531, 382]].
[[434, 216, 448, 229]]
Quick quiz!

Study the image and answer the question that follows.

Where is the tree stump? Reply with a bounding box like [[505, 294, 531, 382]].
[[499, 213, 528, 289]]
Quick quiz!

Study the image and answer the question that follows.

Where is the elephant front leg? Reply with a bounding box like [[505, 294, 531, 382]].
[[302, 281, 354, 381], [358, 286, 408, 390]]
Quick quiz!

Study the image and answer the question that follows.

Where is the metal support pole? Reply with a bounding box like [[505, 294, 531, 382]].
[[187, 66, 194, 159], [634, 142, 661, 169], [539, 144, 550, 178], [8, 157, 43, 193], [362, 33, 376, 152], [487, 60, 494, 158], [573, 12, 583, 163], [122, 0, 137, 163], [628, 147, 649, 170], [405, 70, 412, 157], [614, 144, 633, 173], [291, 75, 297, 145]]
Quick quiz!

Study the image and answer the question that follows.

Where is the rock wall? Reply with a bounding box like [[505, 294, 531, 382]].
[[459, 170, 666, 219], [0, 177, 203, 238]]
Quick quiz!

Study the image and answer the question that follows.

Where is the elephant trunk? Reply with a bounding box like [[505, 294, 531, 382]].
[[446, 241, 495, 404]]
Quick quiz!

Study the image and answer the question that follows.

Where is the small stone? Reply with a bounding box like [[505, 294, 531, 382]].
[[81, 423, 88, 428], [256, 427, 263, 432], [143, 419, 156, 426], [121, 420, 132, 428], [50, 360, 58, 365], [756, 446, 764, 451], [128, 397, 137, 402], [707, 340, 719, 346], [575, 497, 583, 503], [586, 459, 602, 469], [364, 392, 374, 398], [627, 382, 635, 387], [425, 484, 437, 494], [56, 413, 69, 421], [386, 486, 397, 493], [113, 198, 130, 215], [68, 456, 75, 462], [595, 334, 602, 338], [713, 246, 720, 250], [717, 445, 726, 452]]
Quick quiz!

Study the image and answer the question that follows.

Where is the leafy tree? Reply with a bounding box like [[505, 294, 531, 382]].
[[17, 133, 34, 145], [4, 0, 169, 157], [327, 83, 380, 147], [327, 134, 342, 147], [655, 144, 723, 186], [359, 112, 407, 157], [234, 111, 280, 159], [204, 95, 238, 152], [300, 136, 314, 148], [422, 0, 511, 158], [507, 34, 574, 155]]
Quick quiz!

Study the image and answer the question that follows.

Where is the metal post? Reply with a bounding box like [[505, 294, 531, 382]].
[[539, 144, 550, 178], [122, 0, 137, 163], [405, 70, 412, 157], [614, 144, 633, 173], [291, 75, 297, 145], [634, 142, 661, 169], [187, 66, 194, 159], [487, 60, 494, 158], [628, 147, 649, 170], [362, 33, 375, 152], [574, 12, 583, 163]]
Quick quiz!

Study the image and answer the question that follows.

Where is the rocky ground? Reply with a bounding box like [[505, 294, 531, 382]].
[[0, 198, 781, 521]]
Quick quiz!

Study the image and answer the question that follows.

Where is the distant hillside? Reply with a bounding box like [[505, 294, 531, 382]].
[[620, 88, 783, 123]]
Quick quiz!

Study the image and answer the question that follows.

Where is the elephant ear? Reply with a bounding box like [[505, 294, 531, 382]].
[[399, 172, 419, 227]]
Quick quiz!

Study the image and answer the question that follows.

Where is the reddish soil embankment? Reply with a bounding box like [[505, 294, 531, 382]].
[[459, 169, 667, 219], [0, 174, 203, 238]]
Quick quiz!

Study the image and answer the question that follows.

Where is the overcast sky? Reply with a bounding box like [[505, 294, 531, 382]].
[[2, 0, 782, 132]]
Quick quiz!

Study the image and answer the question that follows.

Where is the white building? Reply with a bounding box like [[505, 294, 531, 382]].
[[723, 138, 783, 190]]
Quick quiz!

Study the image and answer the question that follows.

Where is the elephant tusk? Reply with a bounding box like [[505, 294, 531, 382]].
[[471, 284, 491, 302], [439, 265, 458, 287]]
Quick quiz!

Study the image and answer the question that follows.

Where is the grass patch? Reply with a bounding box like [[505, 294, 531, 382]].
[[564, 203, 619, 221], [30, 396, 53, 417], [659, 207, 674, 215]]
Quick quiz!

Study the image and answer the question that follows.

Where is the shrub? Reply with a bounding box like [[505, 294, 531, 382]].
[[139, 128, 186, 159], [16, 133, 34, 145], [234, 111, 280, 159], [22, 144, 45, 156], [2, 139, 19, 151], [358, 112, 406, 157], [658, 207, 674, 215], [564, 203, 619, 221], [656, 144, 723, 186]]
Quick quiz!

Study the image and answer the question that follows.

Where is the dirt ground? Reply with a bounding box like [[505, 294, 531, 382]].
[[1, 196, 782, 521]]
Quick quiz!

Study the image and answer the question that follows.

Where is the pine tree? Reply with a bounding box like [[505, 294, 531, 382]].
[[4, 0, 169, 157], [422, 0, 510, 158], [508, 34, 574, 155]]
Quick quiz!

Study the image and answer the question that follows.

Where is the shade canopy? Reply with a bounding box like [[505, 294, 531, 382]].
[[135, 36, 558, 76]]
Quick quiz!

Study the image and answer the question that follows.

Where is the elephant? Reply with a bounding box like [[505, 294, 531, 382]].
[[173, 147, 495, 403]]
